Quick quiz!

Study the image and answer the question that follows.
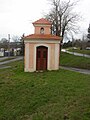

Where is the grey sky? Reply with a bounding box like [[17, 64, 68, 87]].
[[0, 0, 90, 40]]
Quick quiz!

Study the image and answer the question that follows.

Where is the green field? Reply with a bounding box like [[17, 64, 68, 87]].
[[60, 52, 90, 70], [0, 60, 90, 120]]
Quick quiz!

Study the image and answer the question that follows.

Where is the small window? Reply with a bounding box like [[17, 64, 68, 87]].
[[40, 27, 44, 34]]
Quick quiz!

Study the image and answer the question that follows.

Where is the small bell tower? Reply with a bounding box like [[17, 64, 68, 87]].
[[33, 18, 52, 35]]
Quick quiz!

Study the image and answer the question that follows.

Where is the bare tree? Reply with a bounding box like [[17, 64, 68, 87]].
[[0, 38, 8, 43], [87, 24, 90, 40], [46, 0, 80, 43], [0, 38, 9, 50], [12, 35, 20, 42], [20, 34, 25, 55]]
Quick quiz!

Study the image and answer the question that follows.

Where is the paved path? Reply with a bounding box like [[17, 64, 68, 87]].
[[0, 56, 23, 65], [60, 66, 90, 75], [62, 49, 90, 58], [0, 57, 9, 60], [0, 66, 11, 69], [0, 56, 23, 69]]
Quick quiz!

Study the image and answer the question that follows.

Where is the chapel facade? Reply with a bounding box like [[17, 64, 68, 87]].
[[24, 18, 62, 72]]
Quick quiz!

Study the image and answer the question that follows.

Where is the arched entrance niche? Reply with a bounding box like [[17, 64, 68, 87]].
[[36, 46, 48, 70]]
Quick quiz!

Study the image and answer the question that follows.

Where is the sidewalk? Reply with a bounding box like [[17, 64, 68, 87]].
[[60, 66, 90, 75], [62, 49, 90, 58], [0, 56, 23, 69], [0, 56, 23, 65], [0, 57, 10, 60]]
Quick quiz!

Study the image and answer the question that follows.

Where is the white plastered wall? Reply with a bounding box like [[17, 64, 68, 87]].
[[24, 43, 30, 72], [54, 44, 60, 70], [24, 40, 60, 72]]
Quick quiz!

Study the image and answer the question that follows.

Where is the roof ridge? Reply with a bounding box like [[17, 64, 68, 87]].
[[33, 18, 52, 25]]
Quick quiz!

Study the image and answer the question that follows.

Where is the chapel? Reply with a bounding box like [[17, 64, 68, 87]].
[[24, 18, 62, 72]]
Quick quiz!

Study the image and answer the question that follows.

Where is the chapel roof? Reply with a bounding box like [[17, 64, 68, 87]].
[[33, 18, 52, 25], [24, 34, 61, 40]]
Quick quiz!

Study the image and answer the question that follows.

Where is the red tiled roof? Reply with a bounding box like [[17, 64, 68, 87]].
[[24, 34, 61, 40], [33, 18, 52, 25]]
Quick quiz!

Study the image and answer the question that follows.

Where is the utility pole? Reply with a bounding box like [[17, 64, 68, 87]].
[[8, 34, 10, 57]]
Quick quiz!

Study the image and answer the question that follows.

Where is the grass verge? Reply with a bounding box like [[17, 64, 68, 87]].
[[68, 48, 90, 55], [0, 60, 90, 120], [60, 52, 90, 70]]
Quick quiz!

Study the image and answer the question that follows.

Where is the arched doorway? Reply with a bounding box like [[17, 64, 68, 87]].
[[36, 46, 48, 70]]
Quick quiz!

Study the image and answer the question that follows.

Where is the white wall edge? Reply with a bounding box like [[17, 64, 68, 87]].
[[24, 39, 60, 44]]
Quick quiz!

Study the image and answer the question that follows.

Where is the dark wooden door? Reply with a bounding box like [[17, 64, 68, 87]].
[[36, 46, 48, 70]]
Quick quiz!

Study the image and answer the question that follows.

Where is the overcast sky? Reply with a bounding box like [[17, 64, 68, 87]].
[[0, 0, 90, 41]]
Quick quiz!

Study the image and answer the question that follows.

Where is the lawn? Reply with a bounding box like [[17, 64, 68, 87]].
[[60, 52, 90, 70], [0, 60, 90, 120]]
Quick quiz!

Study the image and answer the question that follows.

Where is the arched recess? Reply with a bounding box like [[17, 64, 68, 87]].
[[40, 27, 44, 34], [36, 46, 48, 70]]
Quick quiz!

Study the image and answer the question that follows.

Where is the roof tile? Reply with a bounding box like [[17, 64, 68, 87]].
[[24, 34, 61, 40], [33, 18, 52, 25]]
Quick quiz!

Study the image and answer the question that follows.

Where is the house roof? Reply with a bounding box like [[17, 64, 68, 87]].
[[24, 34, 61, 40], [33, 18, 52, 25]]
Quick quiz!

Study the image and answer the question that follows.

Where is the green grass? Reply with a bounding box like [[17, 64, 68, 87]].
[[60, 52, 90, 70], [68, 48, 90, 55], [0, 60, 90, 120]]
